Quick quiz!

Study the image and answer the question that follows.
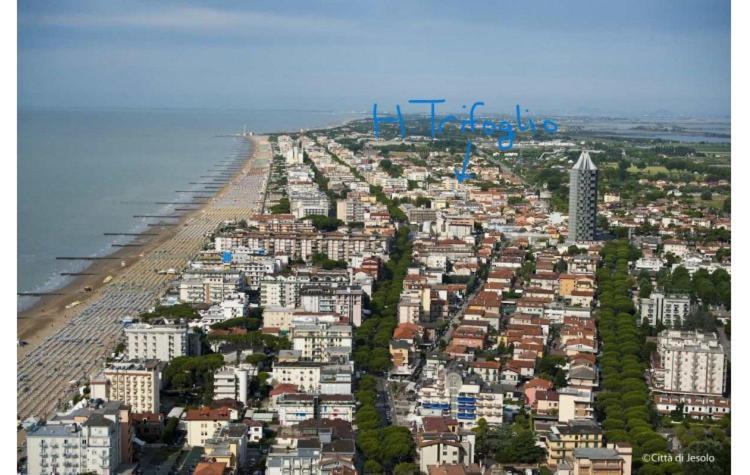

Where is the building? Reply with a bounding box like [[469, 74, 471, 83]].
[[416, 417, 475, 475], [557, 388, 594, 423], [26, 403, 131, 475], [290, 191, 330, 219], [194, 462, 227, 475], [300, 286, 364, 327], [265, 417, 358, 475], [184, 407, 236, 447], [318, 395, 356, 423], [266, 442, 322, 475], [124, 322, 194, 362], [179, 269, 244, 304], [245, 230, 390, 263], [653, 394, 730, 420], [568, 443, 633, 475], [263, 307, 297, 332], [90, 360, 161, 413], [203, 423, 249, 471], [651, 330, 727, 396], [272, 361, 324, 394], [567, 151, 598, 242], [336, 196, 367, 224], [260, 268, 350, 309], [319, 365, 354, 395], [639, 291, 691, 327], [276, 393, 356, 427], [290, 317, 353, 363], [453, 379, 504, 427], [213, 365, 251, 405], [543, 420, 603, 467], [427, 465, 482, 475], [276, 394, 317, 427]]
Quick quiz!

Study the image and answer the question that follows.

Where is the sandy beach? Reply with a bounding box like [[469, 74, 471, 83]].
[[18, 226, 187, 353]]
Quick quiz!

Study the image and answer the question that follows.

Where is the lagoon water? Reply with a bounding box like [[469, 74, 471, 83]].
[[18, 108, 358, 310]]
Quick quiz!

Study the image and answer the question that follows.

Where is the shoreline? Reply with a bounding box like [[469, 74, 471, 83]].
[[17, 137, 256, 355]]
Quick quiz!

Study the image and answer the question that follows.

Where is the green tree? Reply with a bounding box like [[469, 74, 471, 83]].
[[683, 440, 730, 475], [363, 460, 383, 474], [394, 462, 418, 475], [495, 429, 544, 463], [380, 426, 414, 467]]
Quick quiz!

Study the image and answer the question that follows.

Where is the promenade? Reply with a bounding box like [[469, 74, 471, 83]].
[[16, 135, 272, 421]]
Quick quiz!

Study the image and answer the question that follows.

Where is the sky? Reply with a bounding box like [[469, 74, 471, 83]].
[[18, 0, 731, 116]]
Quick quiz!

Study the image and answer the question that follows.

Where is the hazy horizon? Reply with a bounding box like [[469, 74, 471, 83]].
[[19, 0, 730, 117]]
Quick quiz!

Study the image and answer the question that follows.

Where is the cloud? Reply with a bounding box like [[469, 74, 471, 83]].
[[27, 5, 354, 34]]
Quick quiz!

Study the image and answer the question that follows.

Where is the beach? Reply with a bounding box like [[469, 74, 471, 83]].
[[17, 135, 273, 420], [18, 226, 194, 354]]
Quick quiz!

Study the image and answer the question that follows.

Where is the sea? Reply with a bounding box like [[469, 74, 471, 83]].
[[18, 108, 361, 311]]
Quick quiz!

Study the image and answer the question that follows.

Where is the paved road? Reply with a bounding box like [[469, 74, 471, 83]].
[[17, 136, 273, 422]]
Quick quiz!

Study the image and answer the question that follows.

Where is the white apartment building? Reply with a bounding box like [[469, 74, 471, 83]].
[[300, 286, 363, 327], [416, 431, 475, 475], [266, 445, 321, 475], [652, 330, 727, 396], [275, 394, 356, 427], [26, 413, 122, 475], [260, 269, 350, 309], [336, 197, 366, 224], [262, 275, 302, 309], [285, 145, 304, 166], [125, 322, 191, 362], [213, 365, 251, 405], [276, 394, 317, 427], [228, 250, 280, 289], [271, 361, 324, 394], [557, 387, 594, 423], [319, 365, 353, 395], [179, 269, 244, 304], [639, 291, 692, 327], [290, 192, 329, 220], [290, 316, 353, 363], [246, 232, 389, 263], [318, 395, 356, 423], [398, 293, 421, 324], [90, 360, 161, 413]]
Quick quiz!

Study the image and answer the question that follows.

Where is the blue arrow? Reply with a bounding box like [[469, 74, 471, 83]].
[[454, 141, 473, 184]]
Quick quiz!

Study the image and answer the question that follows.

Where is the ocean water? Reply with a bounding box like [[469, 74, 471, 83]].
[[18, 108, 359, 311]]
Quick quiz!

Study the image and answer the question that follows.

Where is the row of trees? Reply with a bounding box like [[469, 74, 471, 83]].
[[596, 241, 673, 474], [326, 141, 421, 472], [332, 142, 418, 472], [353, 225, 411, 373], [268, 151, 290, 214], [354, 375, 416, 474]]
